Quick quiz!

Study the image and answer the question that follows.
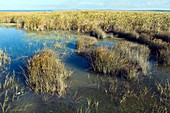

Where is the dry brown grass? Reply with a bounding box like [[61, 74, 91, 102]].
[[0, 50, 10, 70], [86, 41, 150, 79], [90, 26, 107, 39], [0, 11, 169, 66], [76, 36, 98, 54], [27, 49, 72, 96]]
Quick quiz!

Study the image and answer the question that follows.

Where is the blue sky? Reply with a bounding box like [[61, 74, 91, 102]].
[[0, 0, 170, 10]]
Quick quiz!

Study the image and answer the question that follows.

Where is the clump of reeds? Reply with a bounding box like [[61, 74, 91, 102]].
[[54, 41, 62, 49], [76, 36, 98, 54], [0, 74, 26, 113], [27, 49, 72, 96], [117, 41, 150, 75], [86, 41, 150, 79], [0, 16, 15, 23], [16, 18, 25, 28], [90, 26, 106, 39], [158, 48, 170, 66], [0, 50, 10, 70], [155, 31, 170, 43]]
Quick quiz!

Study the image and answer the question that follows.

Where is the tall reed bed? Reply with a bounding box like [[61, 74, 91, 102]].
[[1, 11, 170, 35], [0, 11, 170, 65]]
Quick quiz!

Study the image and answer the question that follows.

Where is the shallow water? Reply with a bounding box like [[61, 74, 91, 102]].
[[0, 27, 118, 112], [0, 27, 169, 113]]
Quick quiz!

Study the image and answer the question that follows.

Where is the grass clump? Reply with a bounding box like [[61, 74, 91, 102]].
[[0, 50, 10, 70], [0, 74, 27, 113], [90, 26, 107, 39], [155, 31, 170, 43], [27, 49, 71, 96], [158, 49, 170, 66], [87, 41, 150, 79], [76, 36, 98, 54]]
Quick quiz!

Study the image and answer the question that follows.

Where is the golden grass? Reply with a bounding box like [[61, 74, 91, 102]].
[[0, 11, 170, 33], [76, 36, 98, 54], [0, 50, 10, 70], [85, 41, 150, 79], [0, 11, 169, 65], [26, 49, 72, 96]]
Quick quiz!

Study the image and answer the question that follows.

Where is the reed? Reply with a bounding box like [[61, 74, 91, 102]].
[[85, 41, 150, 79], [0, 11, 170, 65], [0, 50, 10, 70], [1, 11, 170, 34], [76, 36, 98, 54], [26, 49, 72, 96], [0, 74, 27, 113], [106, 77, 170, 113]]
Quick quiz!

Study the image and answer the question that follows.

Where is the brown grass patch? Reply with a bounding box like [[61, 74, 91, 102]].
[[76, 36, 98, 54], [86, 41, 150, 79], [27, 49, 72, 96]]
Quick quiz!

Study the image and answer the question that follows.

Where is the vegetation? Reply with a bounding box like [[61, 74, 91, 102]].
[[0, 50, 10, 70], [106, 77, 170, 112], [76, 35, 98, 54], [84, 41, 150, 79], [26, 49, 72, 96], [0, 11, 169, 112], [0, 11, 169, 33], [0, 74, 27, 113], [0, 11, 169, 65]]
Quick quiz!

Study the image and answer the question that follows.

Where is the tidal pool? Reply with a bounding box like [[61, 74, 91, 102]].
[[0, 27, 118, 113], [0, 26, 169, 113]]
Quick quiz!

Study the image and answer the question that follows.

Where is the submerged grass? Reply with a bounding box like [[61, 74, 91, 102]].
[[26, 49, 72, 96], [109, 79, 170, 112], [0, 73, 27, 113]]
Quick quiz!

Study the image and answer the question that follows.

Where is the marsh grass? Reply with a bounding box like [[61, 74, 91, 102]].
[[90, 27, 106, 39], [105, 77, 170, 113], [54, 41, 62, 49], [26, 49, 72, 96], [0, 73, 27, 113], [0, 11, 170, 65], [76, 36, 98, 54], [86, 41, 150, 79], [155, 31, 170, 43], [1, 11, 170, 34], [76, 98, 100, 113], [0, 50, 11, 71], [112, 30, 170, 66]]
